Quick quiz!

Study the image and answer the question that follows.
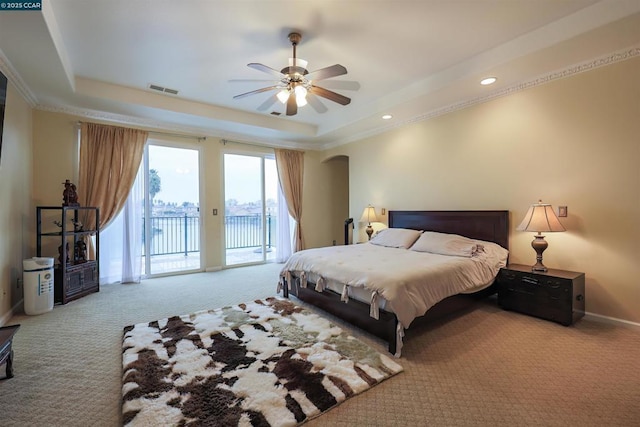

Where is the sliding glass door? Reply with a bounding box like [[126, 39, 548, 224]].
[[143, 143, 202, 275], [223, 153, 278, 266]]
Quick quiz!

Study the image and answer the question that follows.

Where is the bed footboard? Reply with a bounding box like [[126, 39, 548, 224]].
[[283, 278, 399, 355]]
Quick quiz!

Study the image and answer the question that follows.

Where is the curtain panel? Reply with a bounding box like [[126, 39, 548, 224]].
[[99, 166, 144, 284], [78, 122, 148, 231], [274, 148, 305, 252], [275, 182, 292, 262]]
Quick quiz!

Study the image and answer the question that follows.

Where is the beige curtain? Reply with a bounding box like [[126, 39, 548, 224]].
[[78, 122, 148, 236], [274, 148, 305, 252]]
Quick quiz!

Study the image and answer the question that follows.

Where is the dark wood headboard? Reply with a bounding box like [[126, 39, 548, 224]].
[[388, 210, 509, 250]]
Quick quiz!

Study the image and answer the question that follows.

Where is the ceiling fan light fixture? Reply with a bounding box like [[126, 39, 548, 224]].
[[294, 84, 308, 106], [277, 89, 290, 104], [294, 85, 307, 98], [296, 94, 308, 107]]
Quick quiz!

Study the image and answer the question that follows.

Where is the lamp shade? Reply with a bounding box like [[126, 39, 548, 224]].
[[517, 200, 565, 233], [359, 205, 379, 225], [276, 90, 290, 104]]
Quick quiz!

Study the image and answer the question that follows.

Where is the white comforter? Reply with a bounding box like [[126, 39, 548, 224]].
[[279, 242, 508, 329]]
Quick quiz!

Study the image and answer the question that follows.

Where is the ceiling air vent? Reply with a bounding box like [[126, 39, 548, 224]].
[[148, 84, 179, 95]]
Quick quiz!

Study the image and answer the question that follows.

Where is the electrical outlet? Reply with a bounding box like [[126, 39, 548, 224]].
[[558, 206, 568, 217]]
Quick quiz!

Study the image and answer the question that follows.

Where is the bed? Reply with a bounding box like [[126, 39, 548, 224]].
[[278, 210, 509, 356]]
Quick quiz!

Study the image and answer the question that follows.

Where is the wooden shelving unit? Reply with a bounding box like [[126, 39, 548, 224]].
[[36, 206, 100, 304]]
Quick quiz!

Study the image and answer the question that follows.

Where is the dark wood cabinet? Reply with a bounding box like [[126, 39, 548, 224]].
[[36, 206, 100, 304], [497, 264, 585, 326]]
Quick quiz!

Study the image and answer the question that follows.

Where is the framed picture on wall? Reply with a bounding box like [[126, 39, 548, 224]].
[[0, 70, 7, 165]]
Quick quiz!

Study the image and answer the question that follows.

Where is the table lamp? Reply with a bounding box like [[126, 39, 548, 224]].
[[360, 205, 379, 240], [517, 200, 565, 272]]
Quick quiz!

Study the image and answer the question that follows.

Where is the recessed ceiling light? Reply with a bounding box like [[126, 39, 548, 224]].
[[480, 77, 497, 86], [382, 114, 393, 120]]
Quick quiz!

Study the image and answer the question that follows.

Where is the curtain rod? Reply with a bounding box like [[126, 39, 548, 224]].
[[149, 130, 206, 142], [75, 121, 207, 142], [220, 138, 277, 150]]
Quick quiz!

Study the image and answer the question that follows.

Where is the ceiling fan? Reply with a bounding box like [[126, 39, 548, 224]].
[[233, 32, 355, 116]]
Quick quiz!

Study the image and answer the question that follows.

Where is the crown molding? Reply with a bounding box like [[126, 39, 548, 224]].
[[321, 45, 640, 151], [0, 48, 38, 107], [34, 103, 304, 150], [36, 103, 197, 132]]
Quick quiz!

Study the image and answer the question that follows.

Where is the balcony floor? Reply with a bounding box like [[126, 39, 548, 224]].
[[144, 246, 277, 275], [143, 253, 201, 275], [226, 246, 277, 266]]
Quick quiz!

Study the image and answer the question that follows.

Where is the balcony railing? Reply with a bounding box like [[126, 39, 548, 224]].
[[225, 215, 274, 250], [142, 214, 275, 257]]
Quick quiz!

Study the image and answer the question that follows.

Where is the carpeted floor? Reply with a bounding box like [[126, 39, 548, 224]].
[[1, 262, 639, 426]]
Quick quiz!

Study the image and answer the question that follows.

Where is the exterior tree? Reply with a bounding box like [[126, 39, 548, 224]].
[[149, 169, 161, 201]]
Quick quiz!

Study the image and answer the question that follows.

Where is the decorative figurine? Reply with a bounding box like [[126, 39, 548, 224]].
[[62, 180, 79, 206], [75, 239, 87, 263], [58, 242, 70, 265]]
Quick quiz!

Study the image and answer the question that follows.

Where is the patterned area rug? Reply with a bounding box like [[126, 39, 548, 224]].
[[121, 297, 403, 426]]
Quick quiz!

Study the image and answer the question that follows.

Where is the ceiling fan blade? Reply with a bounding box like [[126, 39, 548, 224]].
[[233, 85, 279, 99], [306, 64, 347, 81], [316, 80, 361, 91], [306, 94, 328, 113], [257, 94, 278, 111], [286, 94, 298, 116], [309, 85, 351, 106], [247, 63, 285, 78]]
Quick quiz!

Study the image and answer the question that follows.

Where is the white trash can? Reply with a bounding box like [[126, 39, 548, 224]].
[[23, 257, 54, 315]]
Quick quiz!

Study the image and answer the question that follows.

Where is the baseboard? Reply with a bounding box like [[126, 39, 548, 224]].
[[205, 266, 222, 272], [584, 311, 640, 330], [0, 298, 23, 326]]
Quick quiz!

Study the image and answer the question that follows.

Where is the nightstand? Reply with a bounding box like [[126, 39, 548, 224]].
[[497, 264, 585, 326]]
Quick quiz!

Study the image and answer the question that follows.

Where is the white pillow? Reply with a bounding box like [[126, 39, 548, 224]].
[[369, 228, 422, 249], [410, 231, 482, 257]]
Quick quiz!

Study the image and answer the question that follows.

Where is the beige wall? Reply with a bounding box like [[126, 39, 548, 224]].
[[326, 56, 640, 324], [31, 111, 82, 260], [28, 112, 341, 272], [0, 82, 33, 323]]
